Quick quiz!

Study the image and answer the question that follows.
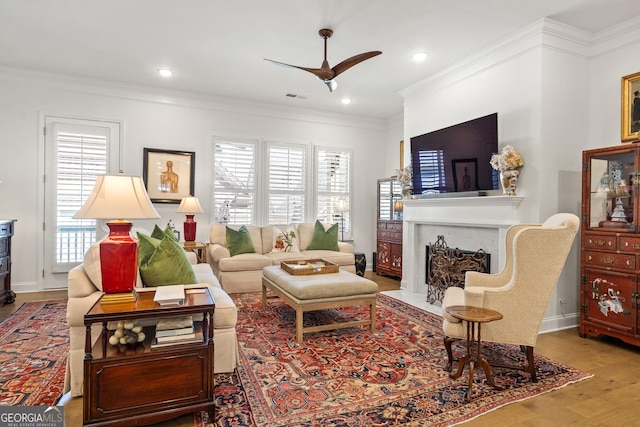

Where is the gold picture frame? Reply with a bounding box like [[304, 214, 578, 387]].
[[621, 71, 640, 142]]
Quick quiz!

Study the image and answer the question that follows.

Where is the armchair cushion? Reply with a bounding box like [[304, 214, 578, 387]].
[[306, 220, 339, 251], [226, 225, 256, 256], [137, 233, 196, 286]]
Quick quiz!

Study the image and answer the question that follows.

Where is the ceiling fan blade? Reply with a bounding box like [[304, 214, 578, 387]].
[[332, 51, 382, 78], [264, 58, 328, 79]]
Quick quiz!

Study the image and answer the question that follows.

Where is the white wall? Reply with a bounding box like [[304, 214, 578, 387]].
[[399, 17, 640, 331], [0, 67, 390, 292]]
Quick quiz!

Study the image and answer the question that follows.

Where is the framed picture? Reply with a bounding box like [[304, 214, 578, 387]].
[[452, 158, 478, 192], [621, 71, 640, 142], [143, 148, 195, 203]]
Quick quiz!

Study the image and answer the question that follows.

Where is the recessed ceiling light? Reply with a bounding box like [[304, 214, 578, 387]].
[[341, 98, 352, 105], [412, 52, 428, 62], [158, 68, 173, 77]]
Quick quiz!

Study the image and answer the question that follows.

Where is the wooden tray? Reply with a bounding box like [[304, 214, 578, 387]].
[[281, 259, 339, 275]]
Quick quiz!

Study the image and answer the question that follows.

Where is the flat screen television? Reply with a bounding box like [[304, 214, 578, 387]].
[[410, 113, 499, 195]]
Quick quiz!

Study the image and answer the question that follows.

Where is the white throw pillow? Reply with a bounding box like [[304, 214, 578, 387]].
[[271, 227, 300, 253]]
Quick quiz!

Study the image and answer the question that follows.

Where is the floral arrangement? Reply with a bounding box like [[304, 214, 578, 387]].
[[396, 165, 412, 187], [489, 145, 524, 171]]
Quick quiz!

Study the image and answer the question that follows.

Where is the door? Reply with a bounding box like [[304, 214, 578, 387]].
[[42, 117, 121, 289]]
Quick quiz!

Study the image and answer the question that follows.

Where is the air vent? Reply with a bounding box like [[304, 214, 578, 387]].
[[285, 93, 308, 99]]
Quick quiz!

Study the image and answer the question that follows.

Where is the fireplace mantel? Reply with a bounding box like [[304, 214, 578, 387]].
[[401, 196, 524, 293]]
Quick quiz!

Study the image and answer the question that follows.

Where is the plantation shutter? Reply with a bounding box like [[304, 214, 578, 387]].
[[212, 138, 257, 224], [55, 131, 107, 264], [267, 143, 306, 224], [315, 147, 352, 238]]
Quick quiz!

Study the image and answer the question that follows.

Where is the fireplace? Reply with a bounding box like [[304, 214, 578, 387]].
[[425, 235, 490, 305], [401, 196, 523, 296]]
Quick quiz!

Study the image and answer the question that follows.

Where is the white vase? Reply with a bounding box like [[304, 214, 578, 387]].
[[500, 169, 520, 196]]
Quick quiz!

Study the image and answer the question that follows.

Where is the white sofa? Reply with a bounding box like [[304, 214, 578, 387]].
[[208, 223, 356, 293], [64, 251, 238, 398]]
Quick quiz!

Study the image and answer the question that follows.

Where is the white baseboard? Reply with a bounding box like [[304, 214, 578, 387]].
[[539, 312, 579, 334]]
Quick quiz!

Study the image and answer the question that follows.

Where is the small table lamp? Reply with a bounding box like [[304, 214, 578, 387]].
[[73, 173, 159, 295], [177, 196, 204, 242], [336, 198, 349, 242]]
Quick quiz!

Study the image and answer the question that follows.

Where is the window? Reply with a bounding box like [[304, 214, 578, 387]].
[[43, 117, 120, 287], [212, 138, 257, 224], [212, 136, 351, 230], [315, 147, 352, 238], [266, 142, 306, 224]]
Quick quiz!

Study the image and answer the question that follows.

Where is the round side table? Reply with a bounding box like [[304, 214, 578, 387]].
[[445, 305, 503, 402]]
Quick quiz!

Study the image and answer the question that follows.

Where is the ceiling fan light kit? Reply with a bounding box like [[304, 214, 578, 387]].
[[265, 28, 381, 92]]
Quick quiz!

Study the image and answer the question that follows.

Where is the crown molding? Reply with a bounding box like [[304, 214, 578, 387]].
[[0, 64, 387, 131]]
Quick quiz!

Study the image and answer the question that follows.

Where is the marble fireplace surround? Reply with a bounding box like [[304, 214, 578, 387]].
[[401, 196, 524, 298]]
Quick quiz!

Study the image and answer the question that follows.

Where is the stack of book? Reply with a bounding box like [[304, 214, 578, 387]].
[[151, 315, 202, 348]]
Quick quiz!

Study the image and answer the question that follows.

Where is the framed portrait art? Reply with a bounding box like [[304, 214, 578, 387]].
[[621, 71, 640, 142], [143, 148, 195, 203], [452, 158, 478, 192]]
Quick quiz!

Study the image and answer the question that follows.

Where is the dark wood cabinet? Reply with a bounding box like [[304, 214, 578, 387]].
[[0, 220, 16, 305], [580, 144, 640, 346], [377, 179, 402, 279], [83, 289, 215, 426]]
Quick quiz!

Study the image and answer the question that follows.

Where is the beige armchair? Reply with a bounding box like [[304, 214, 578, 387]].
[[442, 213, 580, 382]]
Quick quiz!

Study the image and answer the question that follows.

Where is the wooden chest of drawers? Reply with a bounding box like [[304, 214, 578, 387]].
[[0, 220, 15, 305], [376, 220, 402, 279]]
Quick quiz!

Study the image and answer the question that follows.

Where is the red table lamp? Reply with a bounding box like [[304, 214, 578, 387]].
[[177, 196, 204, 242], [73, 173, 159, 295]]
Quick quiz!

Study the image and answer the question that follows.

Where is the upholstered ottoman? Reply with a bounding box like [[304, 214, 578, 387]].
[[261, 265, 378, 343]]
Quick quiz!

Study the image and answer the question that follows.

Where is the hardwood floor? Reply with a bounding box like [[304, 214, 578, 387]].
[[3, 273, 639, 426]]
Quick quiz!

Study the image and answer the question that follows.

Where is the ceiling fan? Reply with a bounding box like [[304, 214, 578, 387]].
[[265, 28, 382, 92]]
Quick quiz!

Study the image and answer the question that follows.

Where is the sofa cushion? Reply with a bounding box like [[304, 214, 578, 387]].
[[83, 242, 103, 291], [271, 226, 300, 253], [265, 251, 310, 264], [219, 253, 272, 272], [306, 221, 339, 251], [137, 233, 197, 286], [226, 225, 256, 256], [301, 250, 355, 266], [151, 224, 179, 242]]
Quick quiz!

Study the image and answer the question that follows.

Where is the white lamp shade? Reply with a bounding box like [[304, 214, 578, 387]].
[[73, 174, 160, 220], [177, 196, 204, 214], [336, 198, 349, 213]]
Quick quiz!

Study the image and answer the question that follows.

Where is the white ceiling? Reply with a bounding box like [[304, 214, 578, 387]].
[[2, 0, 640, 120]]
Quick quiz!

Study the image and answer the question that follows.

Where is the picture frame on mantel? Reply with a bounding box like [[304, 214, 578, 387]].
[[621, 71, 640, 142], [143, 148, 195, 203]]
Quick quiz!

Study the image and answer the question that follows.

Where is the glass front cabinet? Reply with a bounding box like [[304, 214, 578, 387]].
[[580, 144, 640, 346], [377, 178, 403, 279]]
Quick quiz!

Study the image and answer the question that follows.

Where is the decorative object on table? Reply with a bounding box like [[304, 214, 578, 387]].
[[395, 165, 412, 199], [108, 319, 145, 346], [264, 28, 381, 92], [621, 71, 640, 142], [73, 172, 160, 296], [177, 195, 204, 241], [142, 148, 195, 203], [489, 145, 524, 196], [336, 197, 349, 241], [393, 199, 403, 220], [166, 219, 180, 241]]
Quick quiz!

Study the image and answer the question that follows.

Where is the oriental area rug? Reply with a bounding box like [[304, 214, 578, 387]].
[[0, 300, 68, 406], [199, 293, 592, 427]]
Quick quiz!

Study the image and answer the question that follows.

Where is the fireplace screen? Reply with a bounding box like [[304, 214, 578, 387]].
[[425, 235, 490, 305]]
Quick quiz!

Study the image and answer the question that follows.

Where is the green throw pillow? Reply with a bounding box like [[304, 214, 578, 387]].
[[307, 220, 339, 251], [151, 224, 179, 242], [137, 233, 196, 286], [226, 225, 256, 256]]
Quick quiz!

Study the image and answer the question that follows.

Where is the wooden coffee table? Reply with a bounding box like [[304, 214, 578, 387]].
[[83, 289, 215, 426], [445, 305, 503, 402]]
